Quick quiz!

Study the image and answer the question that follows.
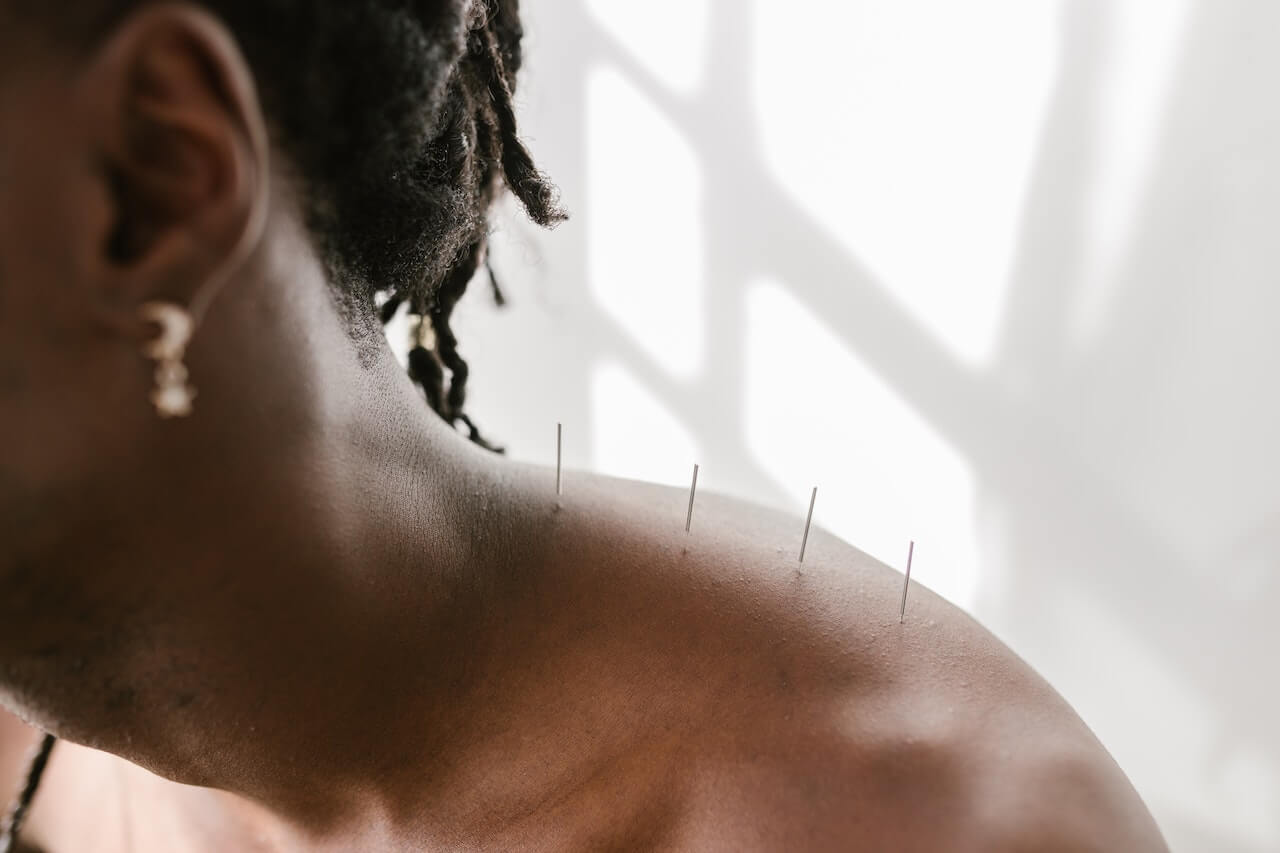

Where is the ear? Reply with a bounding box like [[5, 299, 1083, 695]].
[[78, 4, 270, 329]]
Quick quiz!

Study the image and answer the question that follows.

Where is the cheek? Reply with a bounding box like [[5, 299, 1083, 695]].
[[0, 189, 36, 401], [0, 73, 102, 315], [0, 77, 152, 487], [0, 138, 50, 347], [0, 101, 97, 392], [0, 151, 89, 471], [0, 226, 26, 399]]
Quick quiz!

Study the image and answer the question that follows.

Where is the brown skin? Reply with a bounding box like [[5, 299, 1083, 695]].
[[0, 6, 1167, 851]]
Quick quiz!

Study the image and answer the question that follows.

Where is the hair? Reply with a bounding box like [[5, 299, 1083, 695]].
[[16, 0, 565, 450]]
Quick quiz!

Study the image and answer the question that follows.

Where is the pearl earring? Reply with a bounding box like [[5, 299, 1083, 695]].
[[140, 302, 197, 418]]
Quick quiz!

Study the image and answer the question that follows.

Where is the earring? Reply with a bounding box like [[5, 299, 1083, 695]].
[[139, 302, 197, 418]]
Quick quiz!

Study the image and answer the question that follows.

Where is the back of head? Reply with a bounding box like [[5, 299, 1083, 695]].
[[9, 0, 564, 448]]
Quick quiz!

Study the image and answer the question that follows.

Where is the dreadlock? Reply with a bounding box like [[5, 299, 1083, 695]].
[[14, 0, 565, 449]]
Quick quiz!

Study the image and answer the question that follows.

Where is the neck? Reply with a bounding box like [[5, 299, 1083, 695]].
[[1, 267, 551, 839]]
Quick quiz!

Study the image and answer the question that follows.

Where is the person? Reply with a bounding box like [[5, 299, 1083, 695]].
[[0, 1, 1168, 850]]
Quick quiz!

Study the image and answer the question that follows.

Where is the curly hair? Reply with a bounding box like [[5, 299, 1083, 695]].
[[16, 0, 565, 450]]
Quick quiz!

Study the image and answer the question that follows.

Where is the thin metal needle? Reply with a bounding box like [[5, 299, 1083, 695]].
[[898, 540, 915, 623], [798, 487, 817, 563], [556, 423, 563, 496], [685, 463, 700, 533]]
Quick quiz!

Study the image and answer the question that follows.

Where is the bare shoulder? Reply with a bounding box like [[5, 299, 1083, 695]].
[[565, 478, 1168, 851], [697, 496, 1166, 850], [665, 725, 1169, 852]]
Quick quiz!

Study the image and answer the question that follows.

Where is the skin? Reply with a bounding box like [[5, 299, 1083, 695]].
[[0, 5, 1168, 851]]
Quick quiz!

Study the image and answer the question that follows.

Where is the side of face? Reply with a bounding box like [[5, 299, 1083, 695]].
[[0, 7, 272, 656], [0, 28, 132, 593]]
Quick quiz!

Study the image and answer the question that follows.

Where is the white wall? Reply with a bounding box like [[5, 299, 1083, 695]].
[[443, 2, 1279, 849]]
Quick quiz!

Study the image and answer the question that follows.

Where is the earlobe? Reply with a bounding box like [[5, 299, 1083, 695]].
[[79, 3, 269, 326]]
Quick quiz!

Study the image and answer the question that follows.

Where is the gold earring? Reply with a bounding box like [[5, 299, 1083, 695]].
[[139, 302, 197, 418]]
